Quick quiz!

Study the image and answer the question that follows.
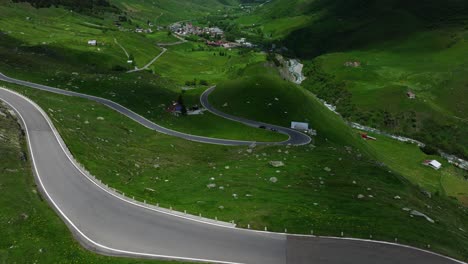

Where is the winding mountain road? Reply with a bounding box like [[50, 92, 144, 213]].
[[0, 76, 465, 263], [0, 73, 310, 146], [201, 86, 311, 146]]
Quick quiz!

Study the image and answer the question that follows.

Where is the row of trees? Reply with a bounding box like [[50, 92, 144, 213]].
[[185, 79, 209, 86]]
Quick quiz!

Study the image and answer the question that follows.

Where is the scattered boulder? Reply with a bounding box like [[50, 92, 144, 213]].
[[421, 189, 432, 198], [145, 188, 155, 192], [269, 161, 285, 168], [269, 177, 278, 183], [394, 196, 401, 200], [97, 116, 105, 120], [410, 210, 435, 223], [218, 205, 224, 210], [222, 102, 228, 107], [20, 213, 29, 220], [232, 193, 238, 199], [153, 164, 160, 169], [246, 149, 253, 154], [207, 183, 216, 189], [324, 167, 331, 172], [357, 194, 365, 199]]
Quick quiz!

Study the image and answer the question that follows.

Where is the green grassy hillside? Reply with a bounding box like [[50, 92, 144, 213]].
[[211, 64, 363, 149], [0, 0, 285, 142], [112, 0, 238, 25], [211, 64, 468, 204], [234, 0, 468, 159], [5, 74, 468, 261]]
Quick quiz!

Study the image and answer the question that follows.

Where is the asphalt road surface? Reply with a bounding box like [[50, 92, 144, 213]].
[[201, 86, 312, 146], [0, 72, 310, 146], [0, 87, 464, 264]]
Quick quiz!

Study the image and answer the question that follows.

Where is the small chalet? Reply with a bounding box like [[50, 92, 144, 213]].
[[168, 102, 183, 115], [360, 133, 377, 140], [407, 91, 416, 99], [423, 160, 442, 170]]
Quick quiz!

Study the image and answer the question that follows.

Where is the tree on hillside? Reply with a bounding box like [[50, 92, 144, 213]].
[[177, 95, 187, 116]]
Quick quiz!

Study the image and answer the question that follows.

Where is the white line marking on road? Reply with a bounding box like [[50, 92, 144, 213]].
[[1, 86, 466, 264], [0, 87, 244, 264]]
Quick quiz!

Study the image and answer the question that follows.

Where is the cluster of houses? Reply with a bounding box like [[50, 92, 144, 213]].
[[170, 23, 224, 38], [168, 22, 256, 49], [205, 38, 255, 49], [135, 27, 153, 34], [235, 38, 254, 48], [206, 40, 240, 49]]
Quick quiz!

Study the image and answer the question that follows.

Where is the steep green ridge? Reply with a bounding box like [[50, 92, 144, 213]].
[[112, 0, 238, 25], [212, 64, 363, 149], [242, 0, 468, 57], [236, 0, 468, 159], [211, 64, 468, 204]]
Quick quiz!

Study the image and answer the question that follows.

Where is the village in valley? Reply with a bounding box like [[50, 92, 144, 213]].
[[169, 22, 255, 48]]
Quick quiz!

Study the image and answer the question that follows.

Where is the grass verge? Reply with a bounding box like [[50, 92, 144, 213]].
[[2, 82, 467, 261]]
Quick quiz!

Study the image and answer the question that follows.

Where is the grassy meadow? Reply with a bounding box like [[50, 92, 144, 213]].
[[0, 0, 467, 261], [306, 27, 468, 159], [152, 42, 267, 85], [223, 0, 468, 159], [211, 64, 468, 205], [0, 1, 286, 142], [2, 78, 468, 261]]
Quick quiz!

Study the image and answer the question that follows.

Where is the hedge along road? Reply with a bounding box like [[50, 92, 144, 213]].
[[0, 72, 310, 146], [0, 87, 465, 263]]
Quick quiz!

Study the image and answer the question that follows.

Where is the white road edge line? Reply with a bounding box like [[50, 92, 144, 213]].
[[0, 88, 243, 264], [1, 86, 466, 264], [0, 73, 268, 146], [200, 86, 312, 146]]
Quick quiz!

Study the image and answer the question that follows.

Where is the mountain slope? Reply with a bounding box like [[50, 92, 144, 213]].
[[112, 0, 238, 24]]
